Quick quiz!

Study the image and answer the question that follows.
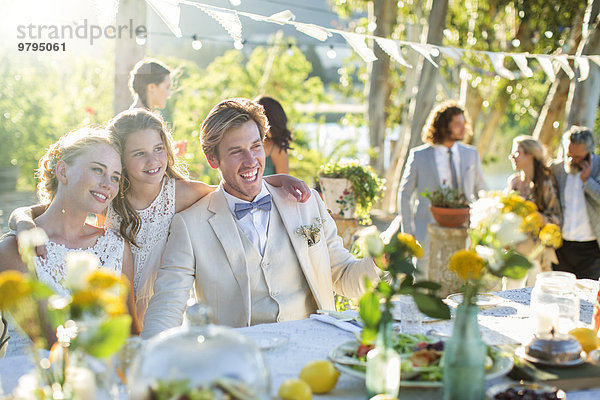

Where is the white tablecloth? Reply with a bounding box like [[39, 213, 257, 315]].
[[1, 286, 599, 398]]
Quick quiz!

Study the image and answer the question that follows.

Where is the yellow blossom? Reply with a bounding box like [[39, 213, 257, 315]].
[[522, 212, 545, 235], [71, 288, 101, 307], [86, 269, 121, 290], [100, 292, 127, 316], [396, 233, 423, 258], [0, 271, 32, 310], [539, 224, 562, 248], [448, 250, 485, 281]]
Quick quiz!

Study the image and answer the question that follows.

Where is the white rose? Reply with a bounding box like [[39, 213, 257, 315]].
[[64, 252, 98, 291], [491, 212, 526, 247]]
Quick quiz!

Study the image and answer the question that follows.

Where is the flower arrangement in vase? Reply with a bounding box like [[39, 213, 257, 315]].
[[442, 191, 563, 400], [0, 228, 132, 399]]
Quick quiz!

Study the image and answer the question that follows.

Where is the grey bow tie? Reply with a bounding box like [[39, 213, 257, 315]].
[[234, 194, 272, 219]]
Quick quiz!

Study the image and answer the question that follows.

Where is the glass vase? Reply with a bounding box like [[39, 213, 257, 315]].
[[365, 320, 401, 398], [442, 304, 485, 400]]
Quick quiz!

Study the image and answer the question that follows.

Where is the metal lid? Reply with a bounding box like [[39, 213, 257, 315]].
[[525, 333, 582, 364]]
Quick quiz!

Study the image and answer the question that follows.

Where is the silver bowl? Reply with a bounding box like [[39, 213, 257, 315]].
[[523, 334, 583, 366], [486, 382, 566, 399]]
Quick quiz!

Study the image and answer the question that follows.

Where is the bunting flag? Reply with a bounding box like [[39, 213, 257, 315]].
[[536, 56, 556, 82], [194, 5, 243, 42], [576, 57, 590, 82], [511, 54, 534, 78], [375, 38, 412, 68], [150, 0, 600, 81], [145, 0, 182, 38], [485, 52, 515, 80], [408, 43, 438, 67], [339, 32, 377, 63], [554, 55, 575, 80]]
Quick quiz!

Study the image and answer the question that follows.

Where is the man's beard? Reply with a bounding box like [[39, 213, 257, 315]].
[[564, 161, 581, 175]]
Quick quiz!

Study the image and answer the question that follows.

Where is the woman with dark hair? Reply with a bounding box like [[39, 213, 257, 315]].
[[256, 96, 292, 175], [129, 59, 172, 111]]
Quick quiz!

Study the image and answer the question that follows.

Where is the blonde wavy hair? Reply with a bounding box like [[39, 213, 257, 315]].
[[36, 127, 116, 204]]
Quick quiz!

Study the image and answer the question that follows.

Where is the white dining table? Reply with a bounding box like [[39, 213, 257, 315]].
[[1, 285, 599, 399]]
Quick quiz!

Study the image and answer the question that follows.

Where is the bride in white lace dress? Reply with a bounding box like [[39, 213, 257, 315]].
[[0, 128, 138, 354]]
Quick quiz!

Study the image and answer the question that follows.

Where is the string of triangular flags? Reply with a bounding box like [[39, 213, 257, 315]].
[[146, 0, 600, 83]]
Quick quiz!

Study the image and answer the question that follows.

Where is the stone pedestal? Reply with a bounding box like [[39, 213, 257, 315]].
[[427, 222, 468, 297], [332, 216, 360, 250]]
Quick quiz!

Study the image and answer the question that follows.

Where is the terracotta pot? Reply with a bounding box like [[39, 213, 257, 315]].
[[430, 206, 470, 228], [319, 177, 355, 219]]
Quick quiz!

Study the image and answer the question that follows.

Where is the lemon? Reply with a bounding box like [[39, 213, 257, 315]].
[[569, 327, 600, 353], [278, 378, 312, 400], [299, 359, 340, 394]]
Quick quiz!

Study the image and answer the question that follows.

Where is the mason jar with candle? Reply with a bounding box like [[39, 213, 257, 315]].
[[530, 271, 579, 335]]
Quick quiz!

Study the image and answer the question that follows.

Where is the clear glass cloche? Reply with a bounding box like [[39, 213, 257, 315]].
[[128, 301, 270, 400]]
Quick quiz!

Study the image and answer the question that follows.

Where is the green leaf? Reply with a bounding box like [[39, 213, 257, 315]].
[[412, 281, 441, 291], [360, 326, 378, 345], [74, 315, 131, 359], [377, 281, 392, 298], [411, 293, 451, 320], [497, 251, 532, 279], [358, 292, 381, 330]]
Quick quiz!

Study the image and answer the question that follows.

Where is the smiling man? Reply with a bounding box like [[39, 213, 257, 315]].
[[142, 98, 379, 337]]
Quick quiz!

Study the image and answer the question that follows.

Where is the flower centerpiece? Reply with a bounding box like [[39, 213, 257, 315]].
[[319, 159, 385, 224], [0, 228, 132, 399], [442, 191, 562, 400], [356, 226, 450, 398]]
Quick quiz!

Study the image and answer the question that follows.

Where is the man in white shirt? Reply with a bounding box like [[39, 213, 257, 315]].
[[551, 126, 600, 280], [142, 98, 379, 337], [399, 100, 486, 277]]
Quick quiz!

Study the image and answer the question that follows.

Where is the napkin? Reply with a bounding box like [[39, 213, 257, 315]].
[[309, 314, 362, 333]]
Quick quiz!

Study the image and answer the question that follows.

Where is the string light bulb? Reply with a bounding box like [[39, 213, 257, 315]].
[[192, 35, 202, 50], [326, 45, 337, 59], [286, 43, 293, 56], [229, 0, 241, 6], [234, 39, 244, 50], [135, 26, 147, 46]]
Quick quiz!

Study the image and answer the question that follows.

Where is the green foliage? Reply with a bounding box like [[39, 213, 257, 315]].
[[319, 159, 384, 224], [421, 186, 470, 208]]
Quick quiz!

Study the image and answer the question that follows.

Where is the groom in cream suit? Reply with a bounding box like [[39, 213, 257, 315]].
[[142, 98, 379, 338], [399, 101, 486, 278]]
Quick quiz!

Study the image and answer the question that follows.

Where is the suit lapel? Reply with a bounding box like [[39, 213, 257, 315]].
[[207, 189, 251, 326], [425, 146, 441, 188], [266, 184, 322, 305]]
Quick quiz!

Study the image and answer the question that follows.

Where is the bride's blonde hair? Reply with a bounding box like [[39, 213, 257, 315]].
[[37, 127, 115, 204]]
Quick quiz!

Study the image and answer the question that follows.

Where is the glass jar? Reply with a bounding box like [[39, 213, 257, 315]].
[[530, 271, 579, 335]]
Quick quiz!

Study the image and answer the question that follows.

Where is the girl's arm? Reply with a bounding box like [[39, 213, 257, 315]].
[[122, 241, 141, 335], [8, 205, 48, 258], [175, 174, 311, 212]]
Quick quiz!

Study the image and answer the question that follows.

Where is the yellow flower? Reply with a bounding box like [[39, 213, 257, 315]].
[[72, 288, 101, 307], [86, 269, 120, 290], [539, 224, 562, 248], [100, 292, 128, 316], [396, 233, 423, 258], [448, 250, 485, 281], [0, 271, 32, 310], [522, 212, 545, 235]]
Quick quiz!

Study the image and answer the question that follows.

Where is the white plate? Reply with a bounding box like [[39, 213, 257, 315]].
[[329, 340, 514, 388], [445, 293, 506, 308], [515, 345, 585, 367], [241, 332, 288, 351]]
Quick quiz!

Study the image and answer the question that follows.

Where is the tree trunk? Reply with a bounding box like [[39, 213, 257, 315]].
[[114, 0, 146, 114], [567, 2, 600, 129], [464, 83, 483, 145], [533, 8, 584, 149], [476, 89, 509, 157], [367, 0, 398, 175], [384, 0, 449, 212]]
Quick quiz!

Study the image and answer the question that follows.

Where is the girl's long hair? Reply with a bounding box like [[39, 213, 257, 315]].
[[513, 135, 553, 212]]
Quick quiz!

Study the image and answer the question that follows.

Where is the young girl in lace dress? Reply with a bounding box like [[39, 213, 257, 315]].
[[0, 128, 139, 347], [11, 109, 310, 328]]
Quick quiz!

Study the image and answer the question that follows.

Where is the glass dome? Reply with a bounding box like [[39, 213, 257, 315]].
[[128, 303, 270, 400]]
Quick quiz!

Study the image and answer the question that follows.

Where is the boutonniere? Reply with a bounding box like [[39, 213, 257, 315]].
[[295, 218, 324, 247]]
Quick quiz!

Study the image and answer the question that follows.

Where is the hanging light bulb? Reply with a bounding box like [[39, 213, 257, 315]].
[[286, 43, 293, 56], [326, 45, 337, 59], [229, 0, 241, 6], [135, 26, 147, 46], [234, 39, 244, 50], [192, 35, 202, 50]]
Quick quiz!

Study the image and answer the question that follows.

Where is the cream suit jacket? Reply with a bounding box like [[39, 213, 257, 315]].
[[142, 183, 379, 338]]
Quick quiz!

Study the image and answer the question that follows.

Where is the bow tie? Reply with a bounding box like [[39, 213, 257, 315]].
[[234, 194, 272, 219]]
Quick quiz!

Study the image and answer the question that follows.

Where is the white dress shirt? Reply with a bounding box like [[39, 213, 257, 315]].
[[433, 142, 462, 189], [562, 172, 596, 241], [222, 183, 271, 256]]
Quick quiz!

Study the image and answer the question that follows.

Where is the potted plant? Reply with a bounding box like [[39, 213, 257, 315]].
[[318, 160, 384, 224], [422, 186, 470, 228]]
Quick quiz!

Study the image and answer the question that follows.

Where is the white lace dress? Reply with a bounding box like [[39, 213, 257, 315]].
[[5, 229, 125, 357], [106, 177, 176, 327]]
